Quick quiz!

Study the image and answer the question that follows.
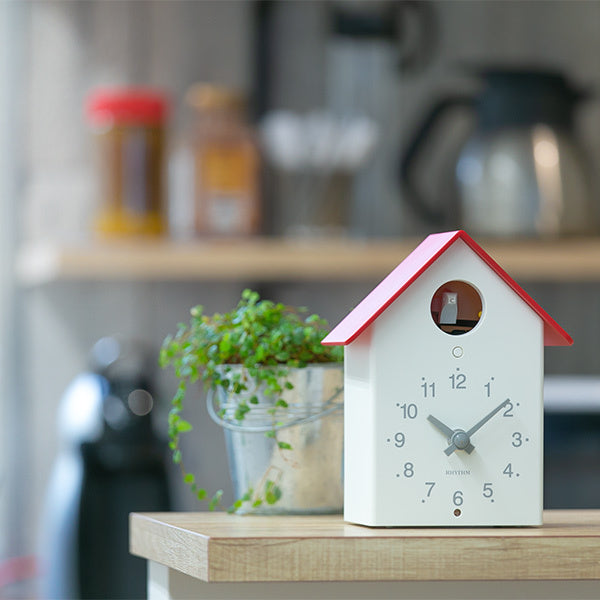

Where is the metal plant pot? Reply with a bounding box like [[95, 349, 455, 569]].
[[208, 364, 344, 514]]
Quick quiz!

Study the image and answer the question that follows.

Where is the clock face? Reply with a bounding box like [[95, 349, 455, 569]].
[[381, 358, 543, 526]]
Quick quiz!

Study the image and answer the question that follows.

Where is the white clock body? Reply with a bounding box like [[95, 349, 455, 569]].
[[343, 240, 544, 527]]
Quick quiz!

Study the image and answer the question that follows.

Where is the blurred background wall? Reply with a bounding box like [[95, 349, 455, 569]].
[[2, 0, 600, 594]]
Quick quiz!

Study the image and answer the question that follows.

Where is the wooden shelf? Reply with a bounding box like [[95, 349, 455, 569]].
[[16, 236, 600, 286], [130, 510, 600, 583]]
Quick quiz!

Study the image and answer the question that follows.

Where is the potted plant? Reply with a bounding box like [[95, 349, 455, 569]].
[[159, 289, 344, 513]]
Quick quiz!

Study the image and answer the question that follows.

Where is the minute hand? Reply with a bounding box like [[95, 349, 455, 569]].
[[444, 398, 511, 455]]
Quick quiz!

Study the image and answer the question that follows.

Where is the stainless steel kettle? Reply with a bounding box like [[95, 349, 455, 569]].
[[400, 68, 595, 236]]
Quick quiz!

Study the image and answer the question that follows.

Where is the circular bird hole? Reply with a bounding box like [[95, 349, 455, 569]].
[[431, 281, 482, 336]]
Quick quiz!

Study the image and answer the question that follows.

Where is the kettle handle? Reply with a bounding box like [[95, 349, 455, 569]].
[[399, 95, 475, 225], [396, 1, 437, 73]]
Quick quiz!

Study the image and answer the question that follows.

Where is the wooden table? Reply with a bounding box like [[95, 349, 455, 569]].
[[130, 510, 600, 599]]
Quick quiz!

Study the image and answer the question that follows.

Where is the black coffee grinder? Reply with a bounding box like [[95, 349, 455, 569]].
[[41, 337, 171, 599]]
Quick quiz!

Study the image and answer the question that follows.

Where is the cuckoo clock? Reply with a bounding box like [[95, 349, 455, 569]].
[[322, 230, 572, 526]]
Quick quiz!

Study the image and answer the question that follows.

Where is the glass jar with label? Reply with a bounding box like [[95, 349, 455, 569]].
[[185, 84, 261, 236], [86, 89, 168, 237]]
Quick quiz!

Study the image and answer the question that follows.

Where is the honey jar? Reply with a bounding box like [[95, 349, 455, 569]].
[[185, 84, 261, 236]]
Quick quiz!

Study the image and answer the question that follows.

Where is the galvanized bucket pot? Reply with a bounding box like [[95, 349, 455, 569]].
[[207, 364, 343, 514]]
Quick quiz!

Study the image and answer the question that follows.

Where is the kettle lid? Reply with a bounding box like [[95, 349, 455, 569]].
[[471, 65, 589, 131]]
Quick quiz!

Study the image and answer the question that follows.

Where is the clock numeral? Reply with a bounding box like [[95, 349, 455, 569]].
[[452, 490, 464, 506], [512, 432, 523, 447], [482, 482, 494, 498], [400, 403, 418, 419], [449, 372, 467, 390], [484, 377, 495, 397], [503, 400, 514, 417], [403, 462, 414, 478], [503, 463, 514, 478], [394, 432, 405, 448], [425, 481, 436, 497], [421, 380, 435, 398]]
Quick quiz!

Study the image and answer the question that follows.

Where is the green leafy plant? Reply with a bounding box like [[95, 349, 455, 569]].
[[159, 289, 343, 512]]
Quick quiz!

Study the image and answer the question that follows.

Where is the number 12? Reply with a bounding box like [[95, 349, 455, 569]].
[[449, 373, 467, 389]]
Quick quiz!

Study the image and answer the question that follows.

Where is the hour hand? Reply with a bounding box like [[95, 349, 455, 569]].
[[427, 414, 455, 439]]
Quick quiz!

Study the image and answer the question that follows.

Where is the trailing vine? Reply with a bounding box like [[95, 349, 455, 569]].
[[159, 289, 343, 512]]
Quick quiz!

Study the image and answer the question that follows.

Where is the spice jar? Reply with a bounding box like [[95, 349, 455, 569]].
[[86, 89, 168, 237], [186, 84, 261, 236]]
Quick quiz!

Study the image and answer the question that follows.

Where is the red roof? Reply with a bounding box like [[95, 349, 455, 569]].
[[322, 230, 572, 347]]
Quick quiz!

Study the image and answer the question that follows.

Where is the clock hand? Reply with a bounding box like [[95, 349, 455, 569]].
[[444, 398, 511, 456], [428, 414, 475, 455], [465, 398, 512, 438], [427, 414, 454, 439]]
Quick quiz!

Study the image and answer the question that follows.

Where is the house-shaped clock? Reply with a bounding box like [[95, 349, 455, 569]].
[[322, 230, 572, 527]]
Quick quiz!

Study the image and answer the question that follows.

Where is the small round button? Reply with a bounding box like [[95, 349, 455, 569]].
[[452, 346, 463, 358]]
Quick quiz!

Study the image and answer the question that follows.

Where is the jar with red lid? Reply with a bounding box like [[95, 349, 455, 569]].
[[86, 89, 169, 237]]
